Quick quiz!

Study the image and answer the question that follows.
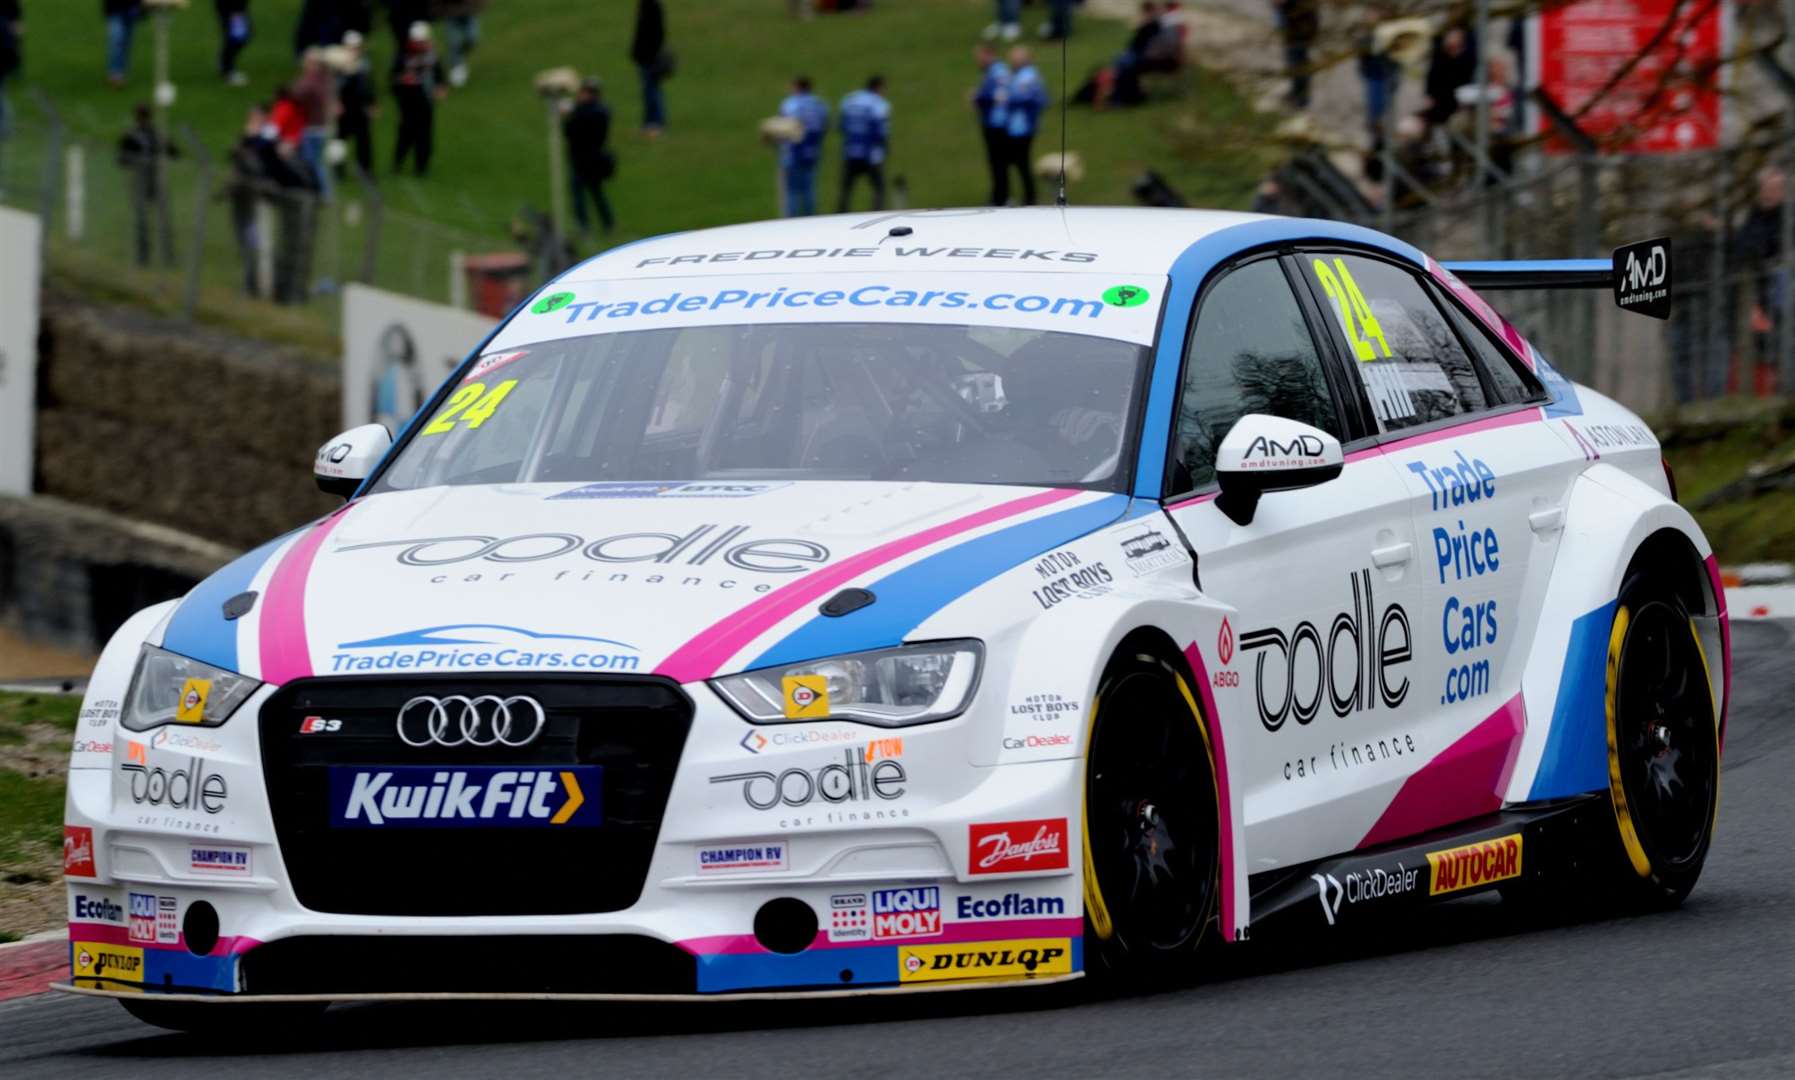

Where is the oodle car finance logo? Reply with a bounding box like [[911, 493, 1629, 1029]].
[[328, 624, 640, 674]]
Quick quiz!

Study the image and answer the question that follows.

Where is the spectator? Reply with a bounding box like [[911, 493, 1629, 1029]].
[[1734, 166, 1787, 396], [0, 0, 19, 149], [292, 47, 338, 199], [998, 45, 1047, 206], [837, 75, 890, 212], [1356, 5, 1399, 173], [269, 82, 305, 150], [631, 0, 670, 137], [215, 0, 251, 86], [104, 0, 142, 88], [563, 77, 616, 235], [1422, 25, 1476, 129], [1275, 0, 1318, 110], [384, 0, 428, 61], [336, 29, 377, 178], [1040, 0, 1074, 42], [1097, 3, 1163, 108], [223, 102, 299, 296], [294, 0, 349, 57], [1250, 175, 1289, 216], [434, 0, 483, 88], [972, 43, 1011, 206], [778, 75, 828, 217], [392, 20, 443, 177], [117, 103, 175, 266], [986, 0, 1021, 43]]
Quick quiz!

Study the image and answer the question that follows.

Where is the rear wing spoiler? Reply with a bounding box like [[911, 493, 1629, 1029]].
[[1440, 238, 1672, 320]]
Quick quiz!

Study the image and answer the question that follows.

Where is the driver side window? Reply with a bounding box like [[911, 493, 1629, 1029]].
[[1169, 259, 1342, 495]]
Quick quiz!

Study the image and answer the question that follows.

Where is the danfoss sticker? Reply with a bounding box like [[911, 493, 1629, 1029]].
[[969, 818, 1069, 875], [1426, 833, 1522, 896]]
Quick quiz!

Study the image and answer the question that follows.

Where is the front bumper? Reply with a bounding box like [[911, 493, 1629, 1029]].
[[63, 670, 1086, 998]]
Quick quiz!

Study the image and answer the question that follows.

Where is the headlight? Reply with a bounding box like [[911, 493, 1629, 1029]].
[[711, 640, 983, 728], [120, 645, 260, 732]]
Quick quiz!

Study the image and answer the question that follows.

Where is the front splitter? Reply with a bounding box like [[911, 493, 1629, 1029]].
[[52, 971, 1082, 1004]]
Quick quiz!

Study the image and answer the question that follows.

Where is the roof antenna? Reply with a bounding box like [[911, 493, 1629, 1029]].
[[1055, 23, 1069, 208]]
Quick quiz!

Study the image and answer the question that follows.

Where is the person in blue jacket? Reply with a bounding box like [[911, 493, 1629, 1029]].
[[779, 75, 829, 217], [998, 45, 1047, 205], [836, 75, 891, 212], [971, 43, 1011, 206]]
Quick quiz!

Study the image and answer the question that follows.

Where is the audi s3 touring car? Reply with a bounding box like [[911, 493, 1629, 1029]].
[[59, 209, 1723, 1030]]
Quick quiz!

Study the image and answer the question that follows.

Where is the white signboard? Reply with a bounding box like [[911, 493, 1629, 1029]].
[[341, 284, 497, 434], [0, 208, 42, 497]]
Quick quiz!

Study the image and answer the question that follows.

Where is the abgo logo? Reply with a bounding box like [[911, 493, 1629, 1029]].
[[1240, 569, 1411, 732]]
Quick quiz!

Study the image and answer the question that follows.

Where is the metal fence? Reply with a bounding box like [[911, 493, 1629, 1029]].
[[1274, 117, 1795, 418], [0, 90, 518, 335]]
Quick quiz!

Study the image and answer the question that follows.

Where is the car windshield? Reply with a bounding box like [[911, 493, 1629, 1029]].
[[372, 322, 1151, 492]]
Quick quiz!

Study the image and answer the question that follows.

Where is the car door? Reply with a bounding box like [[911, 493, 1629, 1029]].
[[1162, 254, 1427, 874], [1292, 247, 1573, 846]]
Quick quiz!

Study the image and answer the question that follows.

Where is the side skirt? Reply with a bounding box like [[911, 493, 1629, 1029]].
[[1244, 794, 1608, 936]]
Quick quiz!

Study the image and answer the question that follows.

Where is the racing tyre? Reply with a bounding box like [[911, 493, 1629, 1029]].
[[1082, 651, 1220, 982], [119, 999, 328, 1037], [1600, 576, 1721, 909]]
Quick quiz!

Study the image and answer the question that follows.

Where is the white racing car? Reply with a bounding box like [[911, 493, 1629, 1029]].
[[60, 209, 1725, 1030]]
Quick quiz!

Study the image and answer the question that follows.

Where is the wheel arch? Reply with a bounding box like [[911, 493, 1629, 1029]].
[[1509, 465, 1726, 803]]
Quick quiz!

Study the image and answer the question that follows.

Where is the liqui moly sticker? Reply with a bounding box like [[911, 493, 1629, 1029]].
[[969, 819, 1069, 875]]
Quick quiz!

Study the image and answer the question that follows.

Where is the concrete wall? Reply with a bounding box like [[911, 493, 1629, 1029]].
[[32, 290, 342, 551], [2, 292, 345, 654]]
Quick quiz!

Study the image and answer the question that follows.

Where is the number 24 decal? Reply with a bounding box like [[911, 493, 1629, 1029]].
[[1311, 258, 1392, 363], [421, 379, 518, 436]]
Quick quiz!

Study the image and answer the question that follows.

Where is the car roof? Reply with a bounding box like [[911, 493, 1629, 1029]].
[[556, 207, 1278, 282]]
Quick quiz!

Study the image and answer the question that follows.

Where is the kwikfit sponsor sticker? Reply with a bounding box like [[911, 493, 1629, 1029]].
[[328, 766, 601, 828]]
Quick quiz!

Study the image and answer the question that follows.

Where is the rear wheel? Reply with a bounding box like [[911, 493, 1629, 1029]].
[[1082, 652, 1219, 981], [119, 998, 328, 1036], [1601, 577, 1720, 908]]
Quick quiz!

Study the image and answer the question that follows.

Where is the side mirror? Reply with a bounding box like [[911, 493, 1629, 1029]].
[[1213, 414, 1343, 526], [314, 423, 392, 500]]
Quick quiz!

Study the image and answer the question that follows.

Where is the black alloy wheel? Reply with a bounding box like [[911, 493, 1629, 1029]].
[[1083, 653, 1219, 979], [1603, 582, 1720, 908]]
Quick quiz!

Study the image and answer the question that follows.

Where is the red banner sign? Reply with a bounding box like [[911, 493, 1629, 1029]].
[[1535, 0, 1725, 154]]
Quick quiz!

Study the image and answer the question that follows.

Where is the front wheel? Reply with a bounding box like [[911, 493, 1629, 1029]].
[[1082, 652, 1220, 982], [1601, 578, 1721, 909]]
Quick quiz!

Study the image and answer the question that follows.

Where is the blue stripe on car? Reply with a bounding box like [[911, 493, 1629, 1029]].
[[1132, 219, 1425, 499], [693, 938, 1084, 993], [158, 533, 291, 672], [748, 494, 1132, 671], [1528, 599, 1618, 801]]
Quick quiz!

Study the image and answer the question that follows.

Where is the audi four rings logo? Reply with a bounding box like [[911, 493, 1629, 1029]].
[[396, 695, 547, 748]]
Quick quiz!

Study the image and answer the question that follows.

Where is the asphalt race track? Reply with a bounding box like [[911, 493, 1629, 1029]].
[[4, 620, 1792, 1080]]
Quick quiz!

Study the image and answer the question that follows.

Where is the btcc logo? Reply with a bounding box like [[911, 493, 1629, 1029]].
[[896, 939, 1073, 983], [329, 766, 601, 828]]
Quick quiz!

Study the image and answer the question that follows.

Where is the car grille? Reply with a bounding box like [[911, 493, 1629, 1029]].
[[259, 675, 693, 917]]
